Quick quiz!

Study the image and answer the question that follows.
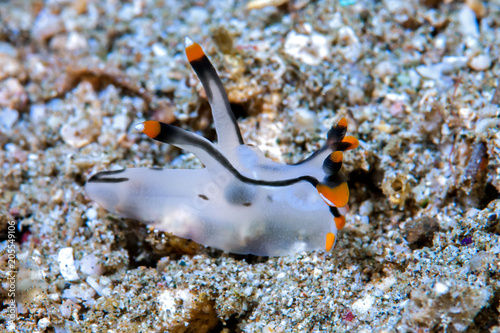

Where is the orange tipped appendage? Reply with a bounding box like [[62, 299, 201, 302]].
[[337, 117, 347, 129], [142, 121, 161, 139], [316, 182, 349, 208], [185, 40, 205, 62], [325, 232, 335, 252], [334, 216, 346, 230], [330, 151, 343, 163], [342, 136, 359, 150]]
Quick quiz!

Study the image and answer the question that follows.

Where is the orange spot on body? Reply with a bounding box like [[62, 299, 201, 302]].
[[325, 232, 335, 252], [143, 121, 161, 139], [334, 216, 346, 230], [317, 182, 349, 207], [186, 42, 205, 62], [342, 136, 359, 150]]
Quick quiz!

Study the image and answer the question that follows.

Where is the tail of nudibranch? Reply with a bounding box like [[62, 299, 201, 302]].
[[316, 117, 359, 251]]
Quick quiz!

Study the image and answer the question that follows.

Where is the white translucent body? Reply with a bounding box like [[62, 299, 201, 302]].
[[86, 166, 335, 256], [85, 40, 345, 256]]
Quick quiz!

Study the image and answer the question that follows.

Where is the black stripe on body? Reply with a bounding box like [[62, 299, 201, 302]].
[[330, 206, 341, 218], [154, 122, 319, 188], [88, 169, 129, 183], [189, 56, 244, 145]]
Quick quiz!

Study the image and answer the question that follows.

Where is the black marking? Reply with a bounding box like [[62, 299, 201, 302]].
[[293, 119, 347, 166], [322, 153, 342, 175], [88, 169, 129, 183], [151, 122, 319, 188], [149, 167, 163, 171], [189, 56, 244, 145], [295, 121, 349, 167], [88, 175, 129, 183], [327, 123, 347, 142], [326, 125, 347, 152], [330, 206, 341, 218], [337, 141, 356, 151], [225, 184, 256, 206], [322, 174, 347, 189], [91, 169, 126, 176], [198, 194, 209, 200]]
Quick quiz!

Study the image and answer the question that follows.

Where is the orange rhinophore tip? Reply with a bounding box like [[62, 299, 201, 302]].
[[334, 216, 346, 230], [138, 120, 161, 139], [330, 151, 343, 163], [325, 232, 335, 252], [316, 182, 349, 208], [337, 117, 347, 129], [342, 136, 359, 150], [185, 37, 205, 62]]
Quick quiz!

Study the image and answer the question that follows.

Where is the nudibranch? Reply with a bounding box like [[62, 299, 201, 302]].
[[85, 38, 358, 256]]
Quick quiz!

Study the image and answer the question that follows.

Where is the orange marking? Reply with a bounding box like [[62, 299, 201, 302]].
[[325, 232, 335, 252], [316, 182, 349, 207], [185, 42, 205, 62], [337, 117, 347, 129], [342, 136, 359, 150], [329, 151, 343, 163], [143, 120, 161, 139], [334, 216, 346, 230]]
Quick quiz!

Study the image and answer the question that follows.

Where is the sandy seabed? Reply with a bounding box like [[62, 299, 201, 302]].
[[1, 0, 499, 332]]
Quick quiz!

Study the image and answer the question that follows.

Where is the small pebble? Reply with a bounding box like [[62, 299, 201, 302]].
[[373, 60, 397, 80], [38, 318, 51, 330], [359, 200, 374, 216], [468, 54, 491, 71], [85, 207, 98, 220], [416, 64, 441, 81], [294, 108, 317, 131], [458, 5, 479, 38], [0, 53, 23, 80], [403, 216, 440, 250], [348, 85, 365, 105], [66, 32, 88, 51], [0, 108, 18, 130], [352, 295, 375, 315], [0, 78, 28, 110], [60, 299, 80, 318], [466, 0, 486, 18], [80, 254, 104, 276], [247, 0, 289, 10], [434, 282, 449, 295], [284, 31, 328, 66], [58, 247, 80, 281], [32, 9, 65, 42], [30, 104, 46, 123]]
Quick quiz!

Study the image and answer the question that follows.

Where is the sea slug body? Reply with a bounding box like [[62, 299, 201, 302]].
[[85, 38, 358, 256]]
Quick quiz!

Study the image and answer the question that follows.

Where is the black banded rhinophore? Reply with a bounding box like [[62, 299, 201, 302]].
[[85, 37, 359, 256]]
